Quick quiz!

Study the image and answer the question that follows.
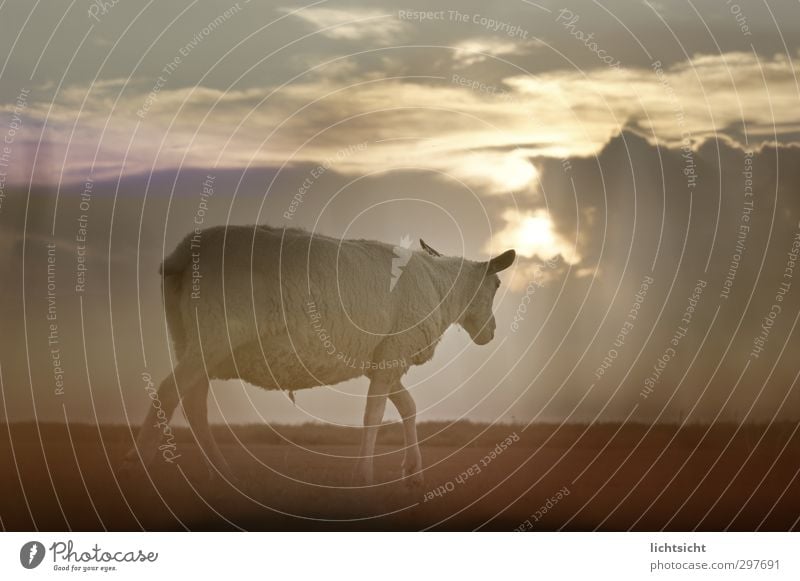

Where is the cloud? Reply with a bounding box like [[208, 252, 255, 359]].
[[5, 51, 800, 214], [505, 51, 800, 149], [281, 6, 407, 43], [483, 130, 800, 422], [452, 38, 542, 66], [445, 149, 539, 194]]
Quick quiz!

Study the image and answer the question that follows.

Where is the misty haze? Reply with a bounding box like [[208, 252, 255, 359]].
[[0, 0, 799, 531]]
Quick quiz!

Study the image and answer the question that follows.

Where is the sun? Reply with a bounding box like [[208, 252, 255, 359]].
[[516, 212, 558, 253], [489, 209, 579, 264]]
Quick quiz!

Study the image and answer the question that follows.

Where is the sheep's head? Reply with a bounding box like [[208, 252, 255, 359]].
[[421, 240, 516, 345]]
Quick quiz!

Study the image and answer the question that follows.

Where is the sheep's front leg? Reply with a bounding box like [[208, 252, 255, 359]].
[[388, 382, 424, 490], [355, 373, 391, 485]]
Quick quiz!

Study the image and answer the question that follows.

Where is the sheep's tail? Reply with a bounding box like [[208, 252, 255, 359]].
[[159, 235, 193, 358], [159, 235, 193, 276]]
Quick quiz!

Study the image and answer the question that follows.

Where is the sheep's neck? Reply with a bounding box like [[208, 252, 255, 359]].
[[431, 258, 474, 329]]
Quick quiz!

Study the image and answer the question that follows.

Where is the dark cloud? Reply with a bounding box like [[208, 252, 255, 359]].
[[496, 130, 800, 422], [2, 131, 800, 426]]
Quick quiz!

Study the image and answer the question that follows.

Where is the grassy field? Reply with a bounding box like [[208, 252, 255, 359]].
[[0, 421, 798, 531]]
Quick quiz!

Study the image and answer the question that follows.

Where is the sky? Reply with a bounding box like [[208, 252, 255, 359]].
[[2, 0, 800, 427]]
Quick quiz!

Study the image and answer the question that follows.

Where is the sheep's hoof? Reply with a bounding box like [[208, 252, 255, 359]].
[[402, 468, 425, 494], [352, 463, 374, 487]]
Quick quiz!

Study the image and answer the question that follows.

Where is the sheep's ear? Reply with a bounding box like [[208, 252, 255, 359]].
[[420, 239, 442, 257], [487, 249, 516, 274]]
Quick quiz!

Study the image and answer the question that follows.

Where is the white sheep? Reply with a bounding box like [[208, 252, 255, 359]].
[[121, 225, 515, 488]]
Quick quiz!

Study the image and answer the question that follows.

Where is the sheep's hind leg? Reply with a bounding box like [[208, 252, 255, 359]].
[[183, 382, 237, 486], [354, 371, 395, 486], [118, 358, 202, 477]]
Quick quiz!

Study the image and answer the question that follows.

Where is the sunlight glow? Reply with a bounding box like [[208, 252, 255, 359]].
[[489, 209, 579, 264]]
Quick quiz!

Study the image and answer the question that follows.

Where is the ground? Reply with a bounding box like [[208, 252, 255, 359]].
[[0, 422, 798, 531]]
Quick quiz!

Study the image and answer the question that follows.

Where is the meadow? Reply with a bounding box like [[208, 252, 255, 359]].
[[0, 421, 798, 531]]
